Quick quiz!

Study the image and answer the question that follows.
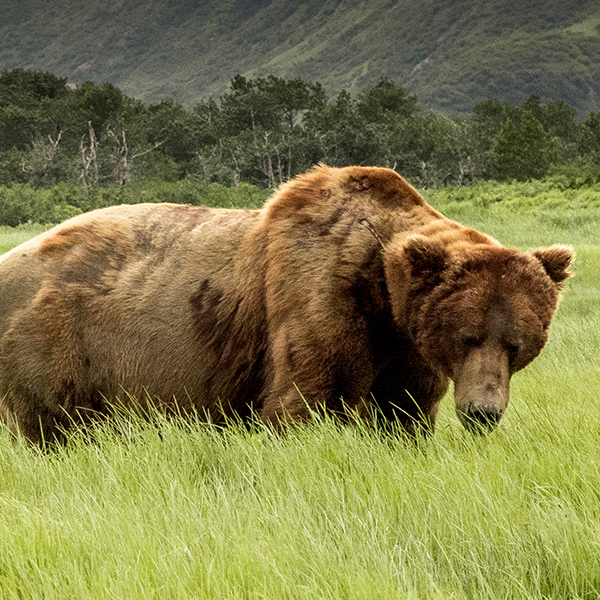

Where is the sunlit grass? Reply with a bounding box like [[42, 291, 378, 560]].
[[0, 224, 49, 255], [0, 392, 599, 599]]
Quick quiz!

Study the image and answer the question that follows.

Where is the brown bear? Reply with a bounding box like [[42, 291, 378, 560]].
[[0, 165, 572, 443]]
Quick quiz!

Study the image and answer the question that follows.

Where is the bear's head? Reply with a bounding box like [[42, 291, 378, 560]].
[[385, 236, 573, 432]]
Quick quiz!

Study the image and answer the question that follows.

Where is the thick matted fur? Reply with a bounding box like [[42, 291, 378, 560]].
[[0, 165, 572, 442]]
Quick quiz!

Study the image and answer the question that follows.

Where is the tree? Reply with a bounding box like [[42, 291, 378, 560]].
[[582, 111, 600, 159], [0, 105, 44, 151], [491, 110, 559, 181], [521, 94, 582, 164], [143, 99, 199, 177], [74, 81, 126, 133], [78, 122, 99, 186], [305, 89, 383, 167], [218, 75, 277, 136], [22, 130, 63, 183], [107, 128, 164, 185], [211, 75, 329, 185], [0, 68, 68, 107], [0, 70, 69, 152], [257, 76, 327, 129], [521, 95, 578, 142], [468, 99, 518, 179], [357, 77, 418, 123]]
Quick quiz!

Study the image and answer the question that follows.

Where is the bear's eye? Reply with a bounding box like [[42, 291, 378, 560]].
[[506, 341, 520, 356], [462, 335, 483, 348]]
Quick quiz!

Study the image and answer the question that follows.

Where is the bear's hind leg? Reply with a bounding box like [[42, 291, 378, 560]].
[[0, 388, 64, 445]]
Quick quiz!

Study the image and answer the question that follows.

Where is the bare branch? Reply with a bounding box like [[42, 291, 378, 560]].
[[22, 129, 63, 181], [108, 128, 165, 185], [131, 139, 164, 161]]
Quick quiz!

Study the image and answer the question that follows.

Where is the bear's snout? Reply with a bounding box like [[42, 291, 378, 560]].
[[453, 344, 510, 434], [458, 404, 504, 433]]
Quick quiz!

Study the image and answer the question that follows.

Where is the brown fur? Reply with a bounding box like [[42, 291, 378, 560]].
[[0, 165, 572, 442]]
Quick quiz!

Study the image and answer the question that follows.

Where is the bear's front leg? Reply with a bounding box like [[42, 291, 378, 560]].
[[259, 322, 376, 427], [368, 353, 449, 436]]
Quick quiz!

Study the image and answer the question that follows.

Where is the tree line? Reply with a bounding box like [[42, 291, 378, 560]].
[[2, 67, 600, 190]]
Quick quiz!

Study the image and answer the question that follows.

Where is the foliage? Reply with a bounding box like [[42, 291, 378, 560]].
[[491, 110, 559, 181], [0, 179, 270, 226], [3, 68, 600, 196]]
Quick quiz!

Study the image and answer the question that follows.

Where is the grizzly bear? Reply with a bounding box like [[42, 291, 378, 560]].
[[0, 165, 571, 442]]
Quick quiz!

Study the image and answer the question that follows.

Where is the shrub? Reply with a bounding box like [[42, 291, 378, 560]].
[[0, 180, 271, 226]]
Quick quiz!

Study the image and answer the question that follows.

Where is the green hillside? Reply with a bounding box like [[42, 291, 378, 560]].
[[1, 0, 600, 113]]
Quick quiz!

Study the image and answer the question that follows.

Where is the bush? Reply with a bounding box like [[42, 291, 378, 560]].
[[544, 162, 600, 189], [0, 180, 271, 226], [201, 182, 270, 209], [0, 184, 83, 225], [0, 185, 35, 226]]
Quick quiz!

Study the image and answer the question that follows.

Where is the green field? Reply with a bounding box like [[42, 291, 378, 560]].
[[0, 184, 599, 599]]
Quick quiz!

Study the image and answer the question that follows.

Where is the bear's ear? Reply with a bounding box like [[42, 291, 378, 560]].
[[403, 235, 450, 279], [384, 235, 451, 327], [531, 245, 574, 284]]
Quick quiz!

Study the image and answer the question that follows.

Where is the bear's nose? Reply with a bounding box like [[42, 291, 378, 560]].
[[462, 405, 503, 434]]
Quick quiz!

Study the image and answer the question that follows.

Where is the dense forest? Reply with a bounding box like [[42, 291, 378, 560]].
[[2, 67, 600, 225]]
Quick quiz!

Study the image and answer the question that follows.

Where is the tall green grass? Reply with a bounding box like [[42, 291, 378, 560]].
[[0, 224, 49, 255], [426, 180, 600, 247], [0, 182, 599, 599]]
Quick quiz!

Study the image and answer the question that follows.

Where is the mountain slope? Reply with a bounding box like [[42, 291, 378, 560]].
[[1, 0, 600, 114]]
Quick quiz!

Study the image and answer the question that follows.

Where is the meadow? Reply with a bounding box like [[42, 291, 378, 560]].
[[0, 181, 599, 599]]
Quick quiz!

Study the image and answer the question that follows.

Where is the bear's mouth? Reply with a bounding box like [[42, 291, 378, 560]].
[[457, 405, 504, 434]]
